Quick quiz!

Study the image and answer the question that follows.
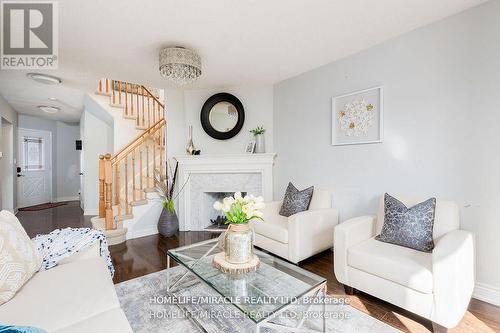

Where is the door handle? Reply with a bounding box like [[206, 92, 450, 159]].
[[17, 174, 24, 177]]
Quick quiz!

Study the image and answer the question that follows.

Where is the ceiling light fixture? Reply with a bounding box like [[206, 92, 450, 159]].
[[159, 47, 201, 85], [38, 105, 60, 114], [27, 73, 62, 85]]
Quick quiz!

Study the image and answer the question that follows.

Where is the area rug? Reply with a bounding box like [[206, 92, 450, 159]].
[[115, 267, 400, 333], [18, 202, 68, 211]]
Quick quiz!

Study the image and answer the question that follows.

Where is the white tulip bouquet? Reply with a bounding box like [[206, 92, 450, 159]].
[[213, 192, 265, 224]]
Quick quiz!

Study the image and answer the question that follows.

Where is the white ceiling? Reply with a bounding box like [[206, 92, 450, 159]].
[[0, 0, 487, 122]]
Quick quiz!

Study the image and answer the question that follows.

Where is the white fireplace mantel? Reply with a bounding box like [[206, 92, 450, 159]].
[[174, 153, 276, 231]]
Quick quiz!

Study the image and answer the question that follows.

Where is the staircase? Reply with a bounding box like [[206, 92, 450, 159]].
[[91, 79, 166, 245]]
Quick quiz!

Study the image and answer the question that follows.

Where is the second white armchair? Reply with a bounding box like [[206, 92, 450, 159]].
[[333, 195, 475, 332]]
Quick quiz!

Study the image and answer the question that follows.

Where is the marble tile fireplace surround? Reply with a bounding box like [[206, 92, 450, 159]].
[[174, 154, 276, 231]]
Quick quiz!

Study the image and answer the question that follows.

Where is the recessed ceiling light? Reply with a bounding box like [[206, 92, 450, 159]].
[[27, 73, 62, 85], [48, 97, 59, 101], [38, 105, 60, 113]]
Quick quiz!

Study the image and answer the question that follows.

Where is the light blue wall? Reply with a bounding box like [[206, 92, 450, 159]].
[[273, 1, 500, 298]]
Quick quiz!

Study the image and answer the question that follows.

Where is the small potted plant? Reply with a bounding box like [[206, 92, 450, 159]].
[[250, 126, 266, 153], [154, 162, 180, 237], [213, 192, 265, 264]]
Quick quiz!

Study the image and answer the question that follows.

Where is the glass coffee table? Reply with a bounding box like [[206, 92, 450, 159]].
[[167, 238, 327, 332]]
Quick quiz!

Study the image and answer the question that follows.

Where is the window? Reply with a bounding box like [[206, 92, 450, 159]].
[[22, 136, 44, 171]]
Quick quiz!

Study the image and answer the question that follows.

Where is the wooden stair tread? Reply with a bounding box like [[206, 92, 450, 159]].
[[130, 199, 148, 206], [115, 214, 134, 221]]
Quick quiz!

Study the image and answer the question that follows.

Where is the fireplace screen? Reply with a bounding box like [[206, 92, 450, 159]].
[[204, 191, 247, 232]]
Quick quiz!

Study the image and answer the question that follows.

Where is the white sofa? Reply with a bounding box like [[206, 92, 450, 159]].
[[253, 189, 339, 263], [334, 195, 475, 332], [0, 243, 132, 333]]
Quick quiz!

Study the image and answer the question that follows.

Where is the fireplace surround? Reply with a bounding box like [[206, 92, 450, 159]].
[[174, 154, 276, 231]]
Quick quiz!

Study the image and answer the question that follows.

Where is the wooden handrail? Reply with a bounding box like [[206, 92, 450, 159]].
[[111, 118, 166, 163], [142, 86, 164, 109]]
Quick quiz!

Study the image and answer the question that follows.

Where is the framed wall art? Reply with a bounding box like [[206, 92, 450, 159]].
[[331, 86, 383, 146]]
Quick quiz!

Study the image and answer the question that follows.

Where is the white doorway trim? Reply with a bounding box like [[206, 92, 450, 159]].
[[17, 127, 53, 208], [0, 118, 14, 212]]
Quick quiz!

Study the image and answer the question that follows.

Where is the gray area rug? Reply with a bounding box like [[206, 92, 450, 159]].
[[115, 267, 400, 333]]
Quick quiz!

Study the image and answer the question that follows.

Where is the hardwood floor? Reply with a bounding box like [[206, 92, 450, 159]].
[[17, 201, 500, 333]]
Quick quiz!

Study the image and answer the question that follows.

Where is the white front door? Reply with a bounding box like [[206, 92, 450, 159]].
[[17, 128, 52, 208]]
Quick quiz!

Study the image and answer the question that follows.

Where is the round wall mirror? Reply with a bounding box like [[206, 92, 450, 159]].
[[201, 93, 245, 140]]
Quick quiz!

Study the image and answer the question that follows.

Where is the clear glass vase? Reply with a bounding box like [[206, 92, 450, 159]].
[[224, 223, 253, 264]]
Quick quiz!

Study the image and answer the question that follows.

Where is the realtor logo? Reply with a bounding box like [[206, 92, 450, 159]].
[[1, 1, 58, 69]]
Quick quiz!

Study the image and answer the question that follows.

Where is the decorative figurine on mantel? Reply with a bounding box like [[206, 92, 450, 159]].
[[212, 192, 265, 274], [186, 125, 201, 155]]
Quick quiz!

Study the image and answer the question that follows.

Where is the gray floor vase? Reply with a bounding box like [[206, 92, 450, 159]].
[[115, 266, 400, 333]]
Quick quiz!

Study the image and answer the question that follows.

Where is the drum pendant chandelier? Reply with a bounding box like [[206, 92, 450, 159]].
[[159, 47, 202, 85]]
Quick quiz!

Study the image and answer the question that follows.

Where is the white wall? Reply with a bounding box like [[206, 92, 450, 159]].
[[18, 114, 81, 203], [0, 95, 18, 211], [183, 86, 274, 155], [80, 108, 113, 215], [55, 122, 80, 201], [0, 119, 14, 211], [273, 0, 500, 303]]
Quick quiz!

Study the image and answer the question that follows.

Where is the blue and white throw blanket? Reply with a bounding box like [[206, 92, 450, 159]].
[[33, 228, 114, 277]]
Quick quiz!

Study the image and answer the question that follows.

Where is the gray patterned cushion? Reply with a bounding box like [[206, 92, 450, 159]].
[[279, 183, 314, 217], [375, 193, 436, 252]]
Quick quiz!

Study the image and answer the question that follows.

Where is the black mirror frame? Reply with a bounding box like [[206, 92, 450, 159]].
[[200, 93, 245, 140]]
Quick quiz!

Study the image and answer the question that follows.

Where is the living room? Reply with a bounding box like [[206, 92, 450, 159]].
[[0, 0, 499, 332]]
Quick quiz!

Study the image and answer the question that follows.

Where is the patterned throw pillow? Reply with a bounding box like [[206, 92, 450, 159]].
[[279, 182, 314, 217], [0, 210, 42, 305], [375, 194, 436, 252]]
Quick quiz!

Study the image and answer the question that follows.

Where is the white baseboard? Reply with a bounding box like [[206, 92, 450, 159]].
[[55, 196, 80, 202], [84, 208, 99, 216], [473, 282, 500, 306], [126, 227, 158, 240]]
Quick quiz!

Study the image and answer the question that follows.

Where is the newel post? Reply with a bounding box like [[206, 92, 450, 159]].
[[98, 155, 105, 218], [104, 153, 114, 230]]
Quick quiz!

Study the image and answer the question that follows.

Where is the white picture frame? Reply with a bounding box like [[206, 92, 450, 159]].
[[331, 86, 384, 146], [245, 141, 255, 153]]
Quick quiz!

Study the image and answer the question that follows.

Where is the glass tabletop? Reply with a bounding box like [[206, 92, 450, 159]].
[[167, 238, 326, 323]]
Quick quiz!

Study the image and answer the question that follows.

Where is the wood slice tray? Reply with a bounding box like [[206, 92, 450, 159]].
[[212, 252, 260, 274]]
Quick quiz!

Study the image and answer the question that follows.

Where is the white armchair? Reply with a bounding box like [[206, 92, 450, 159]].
[[333, 195, 475, 332], [253, 189, 339, 263]]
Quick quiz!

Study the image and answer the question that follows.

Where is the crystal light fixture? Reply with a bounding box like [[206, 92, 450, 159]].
[[159, 47, 201, 85]]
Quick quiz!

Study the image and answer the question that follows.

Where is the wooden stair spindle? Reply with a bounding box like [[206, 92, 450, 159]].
[[146, 144, 150, 188], [139, 149, 143, 199], [142, 86, 145, 127], [112, 80, 116, 104], [98, 155, 105, 218], [124, 156, 130, 215], [132, 150, 137, 202], [130, 83, 134, 116], [104, 154, 114, 230], [124, 82, 128, 116], [105, 78, 109, 94], [136, 85, 140, 126], [114, 162, 121, 217], [148, 95, 152, 127], [118, 81, 122, 105]]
